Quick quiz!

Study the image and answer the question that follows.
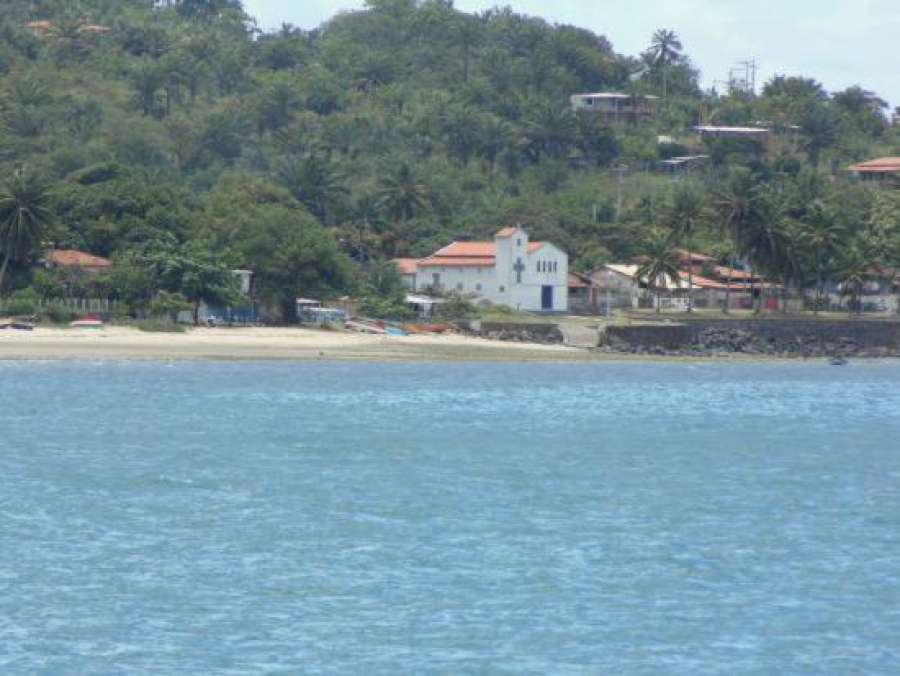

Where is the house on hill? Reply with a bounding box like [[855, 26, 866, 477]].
[[394, 226, 569, 312], [570, 92, 658, 122], [848, 157, 900, 186], [43, 249, 113, 273]]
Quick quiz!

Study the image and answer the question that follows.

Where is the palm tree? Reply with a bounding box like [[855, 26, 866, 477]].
[[801, 203, 844, 314], [742, 192, 792, 313], [0, 170, 54, 295], [130, 58, 166, 117], [278, 155, 347, 224], [375, 164, 430, 223], [834, 246, 870, 318], [455, 15, 482, 83], [647, 29, 682, 98], [713, 167, 761, 312], [636, 230, 681, 313], [664, 183, 706, 312], [523, 103, 576, 160]]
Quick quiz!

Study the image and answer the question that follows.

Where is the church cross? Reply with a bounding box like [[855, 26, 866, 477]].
[[514, 257, 525, 284]]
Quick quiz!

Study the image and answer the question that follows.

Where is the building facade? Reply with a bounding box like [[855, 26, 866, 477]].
[[398, 226, 569, 312]]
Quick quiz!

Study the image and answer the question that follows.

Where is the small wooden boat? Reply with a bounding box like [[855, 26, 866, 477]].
[[345, 320, 386, 335], [70, 319, 104, 329], [0, 321, 34, 331]]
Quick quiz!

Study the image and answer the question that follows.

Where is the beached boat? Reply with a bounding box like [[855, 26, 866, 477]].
[[345, 320, 386, 335], [70, 319, 104, 329], [0, 321, 35, 331]]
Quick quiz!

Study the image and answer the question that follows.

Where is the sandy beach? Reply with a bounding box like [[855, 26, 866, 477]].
[[0, 325, 600, 362]]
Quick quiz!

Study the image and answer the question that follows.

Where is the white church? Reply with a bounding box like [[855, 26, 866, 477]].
[[395, 226, 569, 312]]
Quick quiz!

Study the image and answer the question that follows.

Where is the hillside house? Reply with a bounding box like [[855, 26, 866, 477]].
[[43, 249, 113, 273], [570, 92, 658, 122], [848, 157, 900, 186]]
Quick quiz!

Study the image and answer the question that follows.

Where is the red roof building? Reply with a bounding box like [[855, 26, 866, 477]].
[[44, 249, 112, 272]]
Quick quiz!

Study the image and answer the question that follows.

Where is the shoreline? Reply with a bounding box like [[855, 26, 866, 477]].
[[0, 326, 593, 362], [0, 325, 889, 363]]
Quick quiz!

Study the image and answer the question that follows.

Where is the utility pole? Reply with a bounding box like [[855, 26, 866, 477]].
[[614, 164, 628, 223]]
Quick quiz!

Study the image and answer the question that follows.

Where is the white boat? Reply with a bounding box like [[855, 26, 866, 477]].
[[70, 319, 104, 329]]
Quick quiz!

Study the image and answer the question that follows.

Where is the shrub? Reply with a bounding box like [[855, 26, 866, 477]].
[[40, 302, 76, 325], [135, 318, 187, 333], [149, 291, 191, 321], [436, 292, 479, 321], [4, 288, 40, 316]]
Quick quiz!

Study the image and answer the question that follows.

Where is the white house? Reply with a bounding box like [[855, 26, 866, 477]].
[[570, 92, 659, 121], [396, 226, 569, 312]]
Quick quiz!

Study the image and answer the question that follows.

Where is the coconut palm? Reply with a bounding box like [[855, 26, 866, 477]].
[[376, 164, 430, 223], [664, 182, 706, 311], [647, 29, 682, 98], [523, 103, 576, 160], [801, 202, 845, 314], [713, 167, 761, 312], [834, 245, 870, 318], [636, 230, 681, 313], [0, 170, 55, 295], [278, 154, 347, 224], [742, 192, 792, 313]]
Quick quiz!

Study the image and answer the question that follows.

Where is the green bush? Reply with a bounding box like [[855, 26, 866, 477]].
[[40, 302, 76, 325], [436, 292, 479, 321], [4, 288, 41, 316], [135, 318, 187, 333]]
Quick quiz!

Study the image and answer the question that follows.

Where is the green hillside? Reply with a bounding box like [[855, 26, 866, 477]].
[[2, 0, 900, 319]]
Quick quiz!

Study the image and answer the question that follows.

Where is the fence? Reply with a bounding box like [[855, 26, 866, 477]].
[[0, 297, 117, 316]]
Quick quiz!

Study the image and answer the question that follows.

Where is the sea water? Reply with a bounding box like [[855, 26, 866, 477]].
[[2, 360, 900, 674]]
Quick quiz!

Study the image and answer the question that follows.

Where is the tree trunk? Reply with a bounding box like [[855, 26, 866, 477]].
[[192, 300, 200, 326], [0, 251, 10, 299], [686, 245, 693, 313], [815, 256, 823, 315], [723, 255, 735, 314]]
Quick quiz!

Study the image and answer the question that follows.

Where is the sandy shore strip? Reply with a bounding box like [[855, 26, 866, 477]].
[[0, 326, 606, 362]]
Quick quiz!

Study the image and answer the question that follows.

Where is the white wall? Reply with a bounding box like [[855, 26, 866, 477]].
[[414, 228, 569, 312]]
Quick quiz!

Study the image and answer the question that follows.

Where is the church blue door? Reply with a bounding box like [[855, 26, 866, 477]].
[[541, 285, 553, 310]]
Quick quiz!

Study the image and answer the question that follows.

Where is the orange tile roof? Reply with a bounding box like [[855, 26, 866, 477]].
[[675, 249, 715, 262], [433, 241, 498, 257], [713, 266, 758, 281], [848, 157, 900, 173], [46, 249, 112, 268], [418, 256, 496, 268], [393, 258, 419, 275], [419, 240, 548, 267], [495, 226, 519, 238]]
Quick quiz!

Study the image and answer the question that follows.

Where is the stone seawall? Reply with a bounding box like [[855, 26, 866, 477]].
[[605, 319, 900, 357], [461, 321, 565, 345]]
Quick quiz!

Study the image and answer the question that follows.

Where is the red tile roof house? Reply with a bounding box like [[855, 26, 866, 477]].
[[848, 157, 900, 186], [43, 249, 113, 273], [393, 226, 569, 312]]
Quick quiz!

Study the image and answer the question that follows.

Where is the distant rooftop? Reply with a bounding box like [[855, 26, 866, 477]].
[[848, 157, 900, 173], [574, 92, 660, 100], [694, 125, 769, 135], [45, 249, 112, 269]]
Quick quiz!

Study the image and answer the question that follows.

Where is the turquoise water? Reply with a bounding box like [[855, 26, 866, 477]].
[[2, 361, 900, 674]]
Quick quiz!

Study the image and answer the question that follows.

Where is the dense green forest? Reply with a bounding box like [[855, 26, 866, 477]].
[[2, 0, 900, 320]]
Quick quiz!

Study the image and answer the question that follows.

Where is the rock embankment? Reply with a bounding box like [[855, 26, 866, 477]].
[[603, 323, 900, 358], [459, 321, 565, 345]]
